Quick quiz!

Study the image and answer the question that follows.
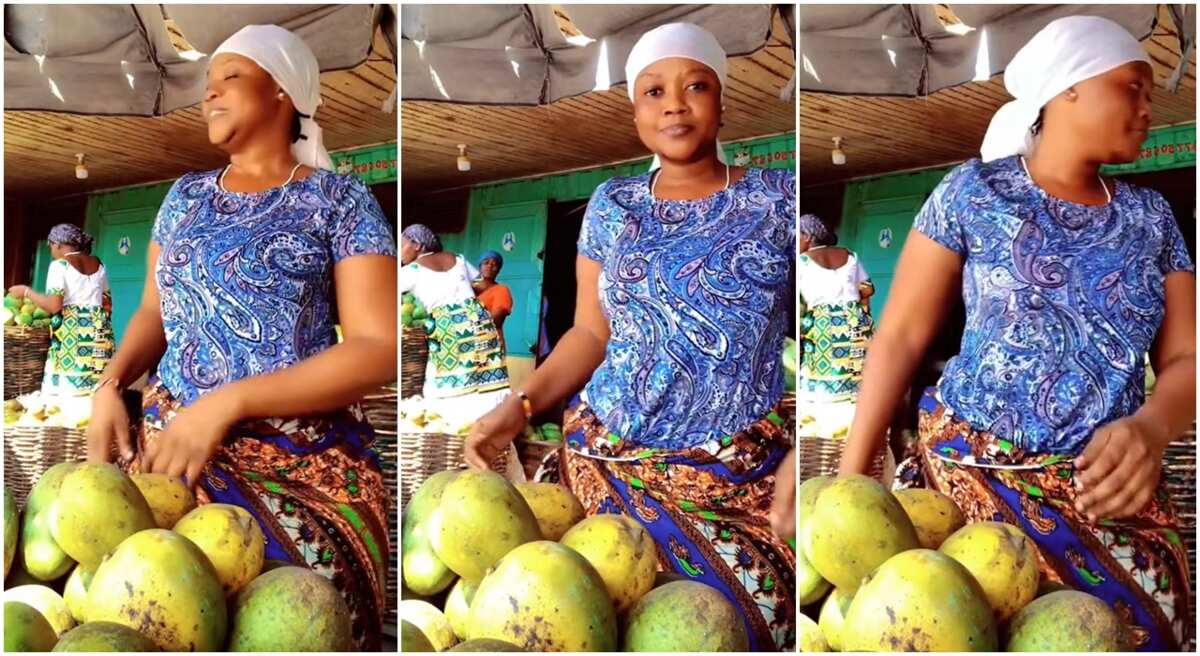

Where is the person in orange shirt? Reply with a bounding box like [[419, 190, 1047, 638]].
[[474, 250, 514, 350]]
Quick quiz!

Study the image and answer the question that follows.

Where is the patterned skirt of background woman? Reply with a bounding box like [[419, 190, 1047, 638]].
[[41, 304, 114, 397]]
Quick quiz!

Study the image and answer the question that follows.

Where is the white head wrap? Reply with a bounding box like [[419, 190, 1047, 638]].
[[981, 15, 1150, 163], [624, 23, 729, 170], [212, 25, 334, 171]]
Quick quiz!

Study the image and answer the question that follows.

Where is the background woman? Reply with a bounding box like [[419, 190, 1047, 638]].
[[85, 25, 396, 649], [840, 16, 1195, 650], [466, 23, 796, 650], [9, 224, 114, 399], [797, 214, 874, 439], [474, 249, 514, 351]]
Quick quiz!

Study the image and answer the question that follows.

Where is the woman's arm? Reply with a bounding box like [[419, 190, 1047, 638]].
[[208, 254, 398, 419], [839, 232, 962, 475], [1137, 272, 1197, 440], [13, 289, 63, 315]]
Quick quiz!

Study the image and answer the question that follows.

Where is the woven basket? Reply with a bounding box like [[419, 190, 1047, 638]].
[[400, 432, 508, 510], [3, 425, 87, 506], [798, 435, 892, 486], [3, 325, 50, 399], [358, 384, 399, 632], [400, 326, 428, 399], [1163, 427, 1197, 593]]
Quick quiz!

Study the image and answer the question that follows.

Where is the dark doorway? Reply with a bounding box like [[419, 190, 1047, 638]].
[[540, 199, 588, 364]]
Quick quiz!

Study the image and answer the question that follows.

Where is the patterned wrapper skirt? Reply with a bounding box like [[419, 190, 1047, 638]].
[[798, 300, 872, 404], [895, 388, 1193, 651], [128, 380, 390, 651], [425, 298, 509, 398], [537, 398, 796, 651], [42, 304, 114, 397]]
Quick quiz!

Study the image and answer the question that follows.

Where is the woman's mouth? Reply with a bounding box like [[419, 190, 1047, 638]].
[[659, 124, 694, 138], [208, 108, 229, 119]]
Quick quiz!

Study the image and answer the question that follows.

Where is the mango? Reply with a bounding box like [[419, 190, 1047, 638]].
[[653, 570, 687, 589], [798, 546, 830, 607], [623, 580, 749, 652], [62, 564, 94, 624], [4, 487, 17, 579], [450, 638, 522, 651], [894, 488, 966, 549], [50, 464, 155, 568], [560, 514, 657, 613], [843, 549, 997, 651], [799, 612, 829, 652], [87, 529, 226, 651], [401, 599, 458, 651], [401, 620, 436, 652], [227, 566, 352, 651], [5, 600, 58, 652], [939, 521, 1039, 622], [4, 585, 74, 636], [51, 621, 158, 651], [798, 475, 833, 530], [1006, 590, 1124, 651], [801, 474, 919, 590], [431, 470, 540, 582], [468, 541, 617, 651], [444, 578, 477, 640], [515, 482, 585, 540], [21, 463, 78, 581], [817, 586, 855, 651], [129, 473, 197, 529], [173, 504, 264, 596], [402, 471, 459, 595]]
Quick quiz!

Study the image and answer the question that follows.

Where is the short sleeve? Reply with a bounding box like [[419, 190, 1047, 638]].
[[577, 179, 624, 263], [779, 170, 797, 253], [400, 263, 419, 294], [1150, 191, 1195, 275], [495, 286, 514, 313], [151, 177, 190, 246], [44, 260, 66, 296], [463, 259, 481, 281], [329, 176, 397, 263], [913, 162, 973, 256], [854, 258, 873, 290]]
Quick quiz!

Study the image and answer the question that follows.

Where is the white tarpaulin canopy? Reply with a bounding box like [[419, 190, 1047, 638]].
[[4, 4, 396, 115], [799, 4, 1194, 96], [401, 3, 784, 105]]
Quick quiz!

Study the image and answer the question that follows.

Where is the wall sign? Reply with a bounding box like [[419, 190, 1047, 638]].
[[117, 236, 131, 255], [502, 232, 517, 252], [878, 227, 893, 249]]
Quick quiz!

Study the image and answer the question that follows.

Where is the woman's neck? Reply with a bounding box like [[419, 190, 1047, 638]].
[[1025, 136, 1108, 203]]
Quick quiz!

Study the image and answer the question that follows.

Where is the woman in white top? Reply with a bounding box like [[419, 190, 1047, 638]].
[[797, 214, 874, 437], [9, 224, 114, 397], [400, 224, 510, 419]]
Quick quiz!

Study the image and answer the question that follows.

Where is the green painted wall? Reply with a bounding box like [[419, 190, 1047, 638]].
[[68, 142, 397, 344], [840, 123, 1196, 315], [436, 132, 797, 359]]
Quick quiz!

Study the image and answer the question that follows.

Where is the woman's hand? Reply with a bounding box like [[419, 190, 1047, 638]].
[[1075, 415, 1168, 521], [141, 390, 241, 487], [8, 285, 30, 299], [769, 448, 796, 539], [86, 385, 133, 464], [465, 396, 527, 470]]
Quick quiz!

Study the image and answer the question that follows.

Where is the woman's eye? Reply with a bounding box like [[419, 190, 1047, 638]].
[[224, 74, 237, 81], [644, 87, 662, 97], [688, 82, 708, 91]]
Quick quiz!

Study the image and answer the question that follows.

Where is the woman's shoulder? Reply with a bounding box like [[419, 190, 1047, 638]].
[[744, 166, 795, 185]]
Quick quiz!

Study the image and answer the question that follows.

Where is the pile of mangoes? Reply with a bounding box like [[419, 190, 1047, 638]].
[[3, 295, 50, 329]]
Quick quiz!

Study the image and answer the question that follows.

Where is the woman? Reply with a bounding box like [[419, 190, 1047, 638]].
[[467, 23, 796, 651], [840, 16, 1194, 651], [9, 224, 114, 398], [401, 225, 511, 422], [797, 214, 874, 439], [85, 25, 395, 650], [474, 250, 514, 350]]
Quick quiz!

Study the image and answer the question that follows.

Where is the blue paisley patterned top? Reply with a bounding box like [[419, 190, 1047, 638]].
[[579, 168, 795, 448], [916, 156, 1194, 454], [152, 169, 396, 406]]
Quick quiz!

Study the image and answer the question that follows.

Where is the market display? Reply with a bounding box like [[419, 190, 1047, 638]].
[[799, 474, 1125, 652], [1, 463, 354, 652], [2, 294, 51, 329], [401, 469, 750, 652]]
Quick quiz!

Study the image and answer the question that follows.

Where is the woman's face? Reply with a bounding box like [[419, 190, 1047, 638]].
[[798, 234, 812, 253], [632, 58, 723, 165], [400, 238, 421, 265], [480, 258, 501, 280], [49, 242, 68, 259], [203, 54, 290, 151], [1052, 61, 1153, 164]]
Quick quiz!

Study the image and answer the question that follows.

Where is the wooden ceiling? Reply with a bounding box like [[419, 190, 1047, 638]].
[[401, 11, 796, 193], [3, 30, 397, 199], [799, 5, 1196, 187]]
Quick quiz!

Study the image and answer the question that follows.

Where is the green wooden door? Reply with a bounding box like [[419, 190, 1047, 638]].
[[844, 195, 928, 318], [95, 209, 156, 345], [476, 201, 547, 358]]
